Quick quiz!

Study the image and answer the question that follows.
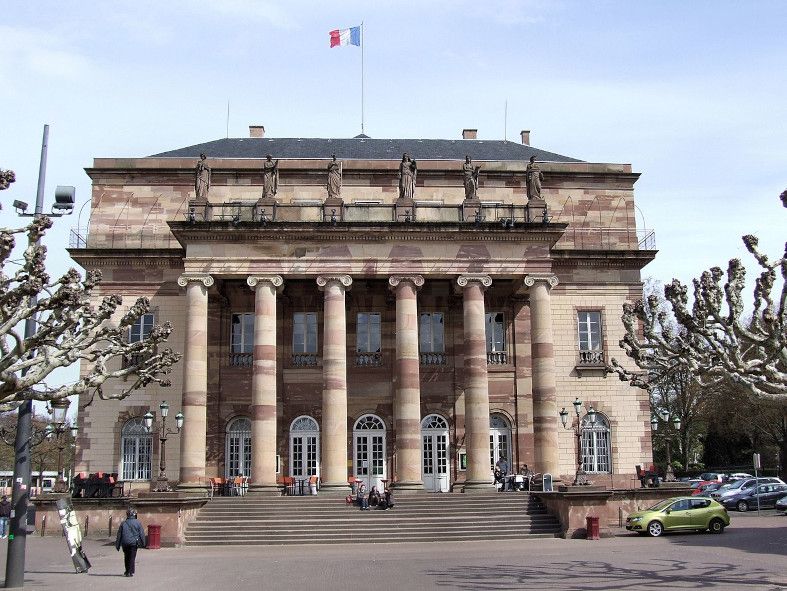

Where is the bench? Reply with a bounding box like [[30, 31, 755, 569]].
[[636, 464, 660, 488]]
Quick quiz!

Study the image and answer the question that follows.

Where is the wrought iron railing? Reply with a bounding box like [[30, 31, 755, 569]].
[[291, 353, 319, 367], [229, 353, 253, 367], [356, 352, 383, 367]]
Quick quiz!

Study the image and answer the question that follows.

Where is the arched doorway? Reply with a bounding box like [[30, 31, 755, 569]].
[[289, 416, 320, 478], [353, 414, 386, 491], [225, 417, 251, 478], [489, 414, 512, 472], [421, 414, 450, 492]]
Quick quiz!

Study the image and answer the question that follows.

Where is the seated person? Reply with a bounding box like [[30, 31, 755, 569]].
[[356, 483, 369, 510], [379, 488, 394, 510], [518, 464, 534, 491], [368, 486, 381, 507]]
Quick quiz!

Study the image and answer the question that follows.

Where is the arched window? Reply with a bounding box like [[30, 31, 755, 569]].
[[121, 417, 152, 481], [226, 417, 252, 478], [489, 414, 511, 471], [289, 416, 319, 478], [581, 413, 612, 473]]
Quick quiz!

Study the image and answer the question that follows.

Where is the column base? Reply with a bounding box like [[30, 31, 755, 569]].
[[246, 484, 283, 497], [176, 482, 209, 497], [389, 481, 425, 494], [461, 480, 497, 494], [316, 482, 352, 495]]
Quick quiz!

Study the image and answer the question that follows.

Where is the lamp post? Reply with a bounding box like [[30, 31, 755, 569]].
[[5, 124, 75, 589], [651, 409, 681, 482], [144, 401, 184, 492], [559, 398, 597, 486], [46, 399, 79, 493]]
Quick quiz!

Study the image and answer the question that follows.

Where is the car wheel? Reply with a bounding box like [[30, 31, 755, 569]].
[[647, 521, 664, 537], [709, 518, 725, 534], [736, 500, 749, 512]]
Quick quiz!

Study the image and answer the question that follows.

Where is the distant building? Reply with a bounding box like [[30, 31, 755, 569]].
[[70, 125, 655, 493]]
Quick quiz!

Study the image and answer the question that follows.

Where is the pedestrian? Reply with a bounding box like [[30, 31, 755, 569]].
[[115, 508, 146, 577], [0, 495, 10, 538]]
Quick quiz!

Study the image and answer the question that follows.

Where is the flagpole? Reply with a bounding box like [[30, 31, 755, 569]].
[[361, 21, 365, 135]]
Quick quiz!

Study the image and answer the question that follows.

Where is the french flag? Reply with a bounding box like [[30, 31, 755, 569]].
[[330, 26, 361, 48]]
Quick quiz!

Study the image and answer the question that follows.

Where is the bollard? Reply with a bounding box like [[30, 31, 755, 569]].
[[108, 516, 113, 537], [619, 507, 623, 528], [84, 515, 89, 537], [586, 516, 600, 540], [41, 515, 46, 537]]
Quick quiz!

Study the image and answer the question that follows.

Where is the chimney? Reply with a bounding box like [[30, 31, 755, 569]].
[[249, 125, 265, 138], [462, 128, 477, 140], [520, 130, 530, 145]]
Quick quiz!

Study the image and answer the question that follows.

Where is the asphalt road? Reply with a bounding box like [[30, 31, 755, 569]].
[[1, 510, 785, 590]]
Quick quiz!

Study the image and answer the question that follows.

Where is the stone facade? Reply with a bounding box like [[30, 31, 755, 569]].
[[69, 131, 655, 494]]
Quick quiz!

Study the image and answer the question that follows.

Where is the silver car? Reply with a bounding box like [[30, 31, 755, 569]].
[[711, 477, 785, 501]]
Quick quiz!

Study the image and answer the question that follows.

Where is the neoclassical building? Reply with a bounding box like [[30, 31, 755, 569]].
[[71, 126, 655, 494]]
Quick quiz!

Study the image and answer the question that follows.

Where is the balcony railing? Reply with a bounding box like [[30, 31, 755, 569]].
[[122, 352, 150, 369], [487, 351, 508, 365], [420, 352, 446, 366], [356, 352, 383, 367], [291, 353, 319, 367], [576, 350, 605, 366], [229, 353, 253, 367]]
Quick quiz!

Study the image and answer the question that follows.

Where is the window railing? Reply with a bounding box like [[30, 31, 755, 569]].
[[420, 352, 446, 366], [292, 353, 319, 367], [356, 352, 383, 367], [229, 353, 253, 367], [577, 350, 605, 366], [122, 352, 150, 369], [487, 351, 508, 365]]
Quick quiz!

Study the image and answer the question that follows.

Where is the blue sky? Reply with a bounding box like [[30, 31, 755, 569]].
[[1, 0, 784, 305]]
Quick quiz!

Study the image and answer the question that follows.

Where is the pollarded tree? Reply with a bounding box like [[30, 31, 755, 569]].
[[609, 191, 786, 401], [0, 215, 181, 411], [0, 170, 15, 191]]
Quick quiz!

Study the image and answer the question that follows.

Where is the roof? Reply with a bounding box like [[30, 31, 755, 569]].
[[150, 137, 583, 162]]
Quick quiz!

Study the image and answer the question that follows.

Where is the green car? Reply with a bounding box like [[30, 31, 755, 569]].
[[625, 496, 730, 537]]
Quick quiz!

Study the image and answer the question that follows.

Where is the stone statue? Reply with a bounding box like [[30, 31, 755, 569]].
[[261, 154, 279, 198], [327, 154, 342, 199], [462, 155, 481, 200], [525, 155, 544, 200], [194, 153, 211, 200], [398, 153, 417, 200]]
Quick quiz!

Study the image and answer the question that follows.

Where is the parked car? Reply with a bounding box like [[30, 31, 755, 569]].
[[698, 472, 725, 482], [775, 495, 787, 514], [625, 496, 730, 537], [694, 482, 723, 497], [710, 477, 785, 501], [720, 483, 787, 512], [728, 473, 754, 480]]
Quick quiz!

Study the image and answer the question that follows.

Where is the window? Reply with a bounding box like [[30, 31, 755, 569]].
[[293, 313, 318, 353], [577, 311, 604, 365], [581, 413, 611, 473], [121, 417, 152, 481], [356, 313, 382, 366], [485, 312, 507, 364], [230, 313, 254, 367], [419, 312, 445, 365], [225, 417, 252, 478], [128, 313, 154, 343]]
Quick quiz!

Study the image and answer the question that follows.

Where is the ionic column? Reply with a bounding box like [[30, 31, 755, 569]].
[[247, 275, 283, 494], [456, 274, 494, 492], [176, 273, 213, 492], [389, 275, 425, 492], [317, 275, 352, 492], [524, 274, 560, 478]]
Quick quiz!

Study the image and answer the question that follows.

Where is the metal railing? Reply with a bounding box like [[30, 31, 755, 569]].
[[356, 352, 383, 367], [291, 353, 319, 367], [420, 352, 447, 366], [229, 353, 253, 367]]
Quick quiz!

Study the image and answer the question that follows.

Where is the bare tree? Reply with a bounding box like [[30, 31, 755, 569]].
[[0, 170, 15, 192], [0, 215, 181, 411], [609, 191, 786, 401]]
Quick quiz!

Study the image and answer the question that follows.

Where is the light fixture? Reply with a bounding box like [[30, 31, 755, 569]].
[[175, 412, 184, 430], [51, 398, 70, 425], [650, 417, 659, 431], [159, 400, 169, 418], [587, 406, 597, 425], [70, 426, 79, 438], [559, 407, 569, 429], [53, 185, 76, 213], [673, 416, 681, 431], [572, 398, 582, 416], [143, 411, 154, 431], [12, 200, 28, 213], [659, 408, 669, 422]]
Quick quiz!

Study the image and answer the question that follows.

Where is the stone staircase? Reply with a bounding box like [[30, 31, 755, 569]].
[[184, 492, 562, 546]]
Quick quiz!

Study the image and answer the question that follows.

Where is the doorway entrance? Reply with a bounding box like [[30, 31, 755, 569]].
[[225, 417, 251, 478], [353, 414, 386, 491], [289, 416, 320, 479], [421, 414, 450, 492], [489, 414, 512, 473]]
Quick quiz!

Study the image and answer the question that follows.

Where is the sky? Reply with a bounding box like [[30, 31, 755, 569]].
[[0, 0, 785, 398]]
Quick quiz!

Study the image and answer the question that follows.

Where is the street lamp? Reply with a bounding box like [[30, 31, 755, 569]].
[[145, 401, 184, 492], [559, 398, 597, 486], [651, 410, 681, 482], [46, 399, 78, 493], [6, 124, 76, 589]]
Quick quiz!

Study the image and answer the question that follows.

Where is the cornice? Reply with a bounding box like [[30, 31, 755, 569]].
[[67, 248, 185, 269]]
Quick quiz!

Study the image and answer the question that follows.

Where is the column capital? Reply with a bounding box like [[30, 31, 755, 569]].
[[316, 275, 353, 291], [456, 274, 492, 291], [177, 273, 214, 288], [523, 273, 559, 290], [247, 275, 284, 292], [388, 275, 424, 291]]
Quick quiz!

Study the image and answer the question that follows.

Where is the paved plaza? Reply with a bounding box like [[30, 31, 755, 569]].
[[1, 511, 785, 590]]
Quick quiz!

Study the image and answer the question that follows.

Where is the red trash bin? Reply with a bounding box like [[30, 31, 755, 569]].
[[147, 524, 161, 549], [586, 516, 600, 540]]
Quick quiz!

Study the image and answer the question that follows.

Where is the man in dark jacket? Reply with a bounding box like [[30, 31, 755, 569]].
[[0, 495, 11, 538], [115, 508, 146, 577]]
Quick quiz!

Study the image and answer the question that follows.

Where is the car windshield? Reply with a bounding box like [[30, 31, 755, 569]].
[[725, 480, 747, 490], [647, 499, 676, 511]]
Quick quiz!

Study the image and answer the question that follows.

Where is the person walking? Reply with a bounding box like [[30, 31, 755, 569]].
[[0, 495, 10, 538], [115, 508, 146, 577]]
